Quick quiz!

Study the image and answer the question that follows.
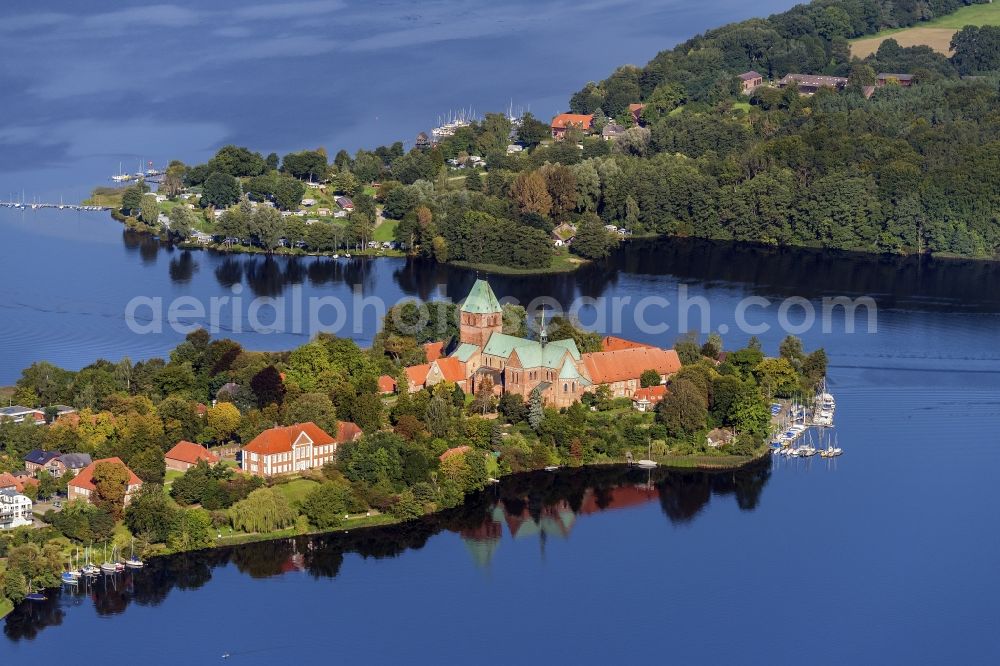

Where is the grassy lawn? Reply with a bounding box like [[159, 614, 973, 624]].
[[373, 217, 398, 242], [451, 249, 588, 276], [164, 469, 184, 486], [731, 101, 752, 113], [0, 596, 12, 620], [274, 478, 321, 507], [82, 186, 125, 208], [850, 2, 1000, 56]]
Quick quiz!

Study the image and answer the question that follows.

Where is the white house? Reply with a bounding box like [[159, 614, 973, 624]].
[[0, 489, 33, 530]]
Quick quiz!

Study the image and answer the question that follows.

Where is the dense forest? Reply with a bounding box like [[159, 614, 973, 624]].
[[121, 0, 1000, 270]]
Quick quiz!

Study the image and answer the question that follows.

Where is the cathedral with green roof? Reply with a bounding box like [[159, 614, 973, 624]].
[[453, 279, 592, 408]]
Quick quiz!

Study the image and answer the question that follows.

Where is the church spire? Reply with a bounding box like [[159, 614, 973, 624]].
[[539, 308, 548, 347]]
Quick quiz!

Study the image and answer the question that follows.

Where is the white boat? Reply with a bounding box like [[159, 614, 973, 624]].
[[100, 544, 118, 574], [125, 538, 144, 569], [635, 459, 658, 468], [544, 465, 559, 472]]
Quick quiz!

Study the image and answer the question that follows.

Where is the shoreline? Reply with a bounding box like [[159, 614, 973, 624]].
[[0, 451, 768, 619]]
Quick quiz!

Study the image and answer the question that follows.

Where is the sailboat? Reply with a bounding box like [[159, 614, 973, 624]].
[[636, 439, 658, 469], [100, 543, 117, 574], [25, 582, 47, 602], [125, 537, 144, 569], [62, 550, 81, 584], [82, 546, 100, 576]]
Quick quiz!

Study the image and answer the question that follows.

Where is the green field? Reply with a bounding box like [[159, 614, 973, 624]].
[[274, 478, 321, 507], [373, 218, 398, 242], [851, 2, 1000, 56]]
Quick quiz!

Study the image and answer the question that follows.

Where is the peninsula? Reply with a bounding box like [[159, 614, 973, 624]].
[[0, 279, 827, 614]]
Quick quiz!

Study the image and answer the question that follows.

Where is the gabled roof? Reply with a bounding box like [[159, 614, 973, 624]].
[[738, 70, 762, 81], [68, 457, 143, 492], [583, 347, 682, 384], [336, 421, 363, 443], [440, 445, 471, 462], [378, 375, 397, 394], [461, 279, 502, 314], [242, 422, 335, 456], [451, 342, 479, 362], [405, 363, 430, 387], [632, 385, 668, 402], [600, 335, 653, 352], [482, 333, 580, 366], [24, 449, 61, 465], [424, 341, 445, 362], [57, 453, 92, 469], [551, 113, 594, 130], [0, 472, 39, 493], [558, 358, 591, 385], [434, 357, 467, 383], [165, 441, 218, 465]]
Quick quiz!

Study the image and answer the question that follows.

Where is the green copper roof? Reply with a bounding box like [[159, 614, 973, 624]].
[[483, 333, 581, 369], [461, 279, 503, 314], [558, 358, 591, 385], [451, 342, 479, 362]]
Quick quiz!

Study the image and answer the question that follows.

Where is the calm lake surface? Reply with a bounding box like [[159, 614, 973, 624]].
[[3, 0, 1000, 662], [3, 209, 1000, 664]]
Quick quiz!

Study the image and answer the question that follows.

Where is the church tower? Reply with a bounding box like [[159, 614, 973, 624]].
[[460, 279, 504, 347]]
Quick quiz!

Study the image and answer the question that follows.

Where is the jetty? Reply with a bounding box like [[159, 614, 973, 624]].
[[0, 201, 111, 212]]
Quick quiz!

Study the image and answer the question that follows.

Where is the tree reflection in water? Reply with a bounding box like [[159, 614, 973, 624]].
[[4, 460, 770, 641]]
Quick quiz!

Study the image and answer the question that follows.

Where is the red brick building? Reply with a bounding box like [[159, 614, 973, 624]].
[[550, 113, 594, 139], [67, 457, 143, 506], [165, 441, 219, 472]]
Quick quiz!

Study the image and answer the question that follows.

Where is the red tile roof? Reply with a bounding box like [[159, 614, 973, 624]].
[[336, 421, 363, 443], [68, 457, 142, 492], [242, 422, 335, 456], [632, 385, 668, 403], [600, 335, 653, 352], [551, 113, 593, 130], [165, 441, 218, 465], [423, 341, 444, 362], [0, 472, 39, 493], [583, 348, 682, 385], [439, 445, 472, 462], [434, 357, 467, 383], [378, 375, 397, 394], [405, 363, 430, 387]]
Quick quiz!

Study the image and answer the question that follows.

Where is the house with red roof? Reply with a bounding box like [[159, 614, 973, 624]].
[[550, 113, 594, 139], [439, 445, 472, 462], [628, 103, 646, 124], [632, 385, 668, 412], [737, 70, 764, 94], [67, 457, 143, 506], [240, 421, 361, 477], [165, 441, 219, 472], [378, 375, 398, 395], [0, 472, 39, 494]]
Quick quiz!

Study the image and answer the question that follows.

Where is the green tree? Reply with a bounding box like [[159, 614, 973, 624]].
[[125, 484, 179, 543], [202, 172, 242, 209], [208, 145, 267, 177], [229, 487, 296, 533], [301, 480, 359, 529], [139, 196, 160, 227], [92, 460, 130, 521], [640, 369, 661, 388], [572, 212, 616, 259], [528, 387, 544, 431], [283, 393, 337, 433], [656, 378, 707, 437], [167, 205, 195, 240]]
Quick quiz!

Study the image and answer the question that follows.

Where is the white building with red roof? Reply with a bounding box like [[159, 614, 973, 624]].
[[240, 421, 362, 477]]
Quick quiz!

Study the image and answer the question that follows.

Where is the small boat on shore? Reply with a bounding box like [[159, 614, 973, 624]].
[[125, 538, 144, 569]]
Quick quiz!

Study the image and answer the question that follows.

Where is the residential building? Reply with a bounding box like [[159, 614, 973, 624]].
[[737, 70, 764, 94], [67, 457, 143, 506], [877, 72, 914, 87], [24, 449, 92, 478], [0, 489, 33, 530], [0, 472, 38, 494], [336, 196, 354, 211], [550, 113, 594, 139], [378, 375, 398, 394], [165, 441, 219, 472], [602, 122, 627, 140], [24, 449, 61, 475], [632, 385, 668, 412], [776, 73, 847, 95], [0, 406, 44, 424], [628, 103, 646, 124], [240, 421, 362, 478], [57, 453, 93, 478]]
